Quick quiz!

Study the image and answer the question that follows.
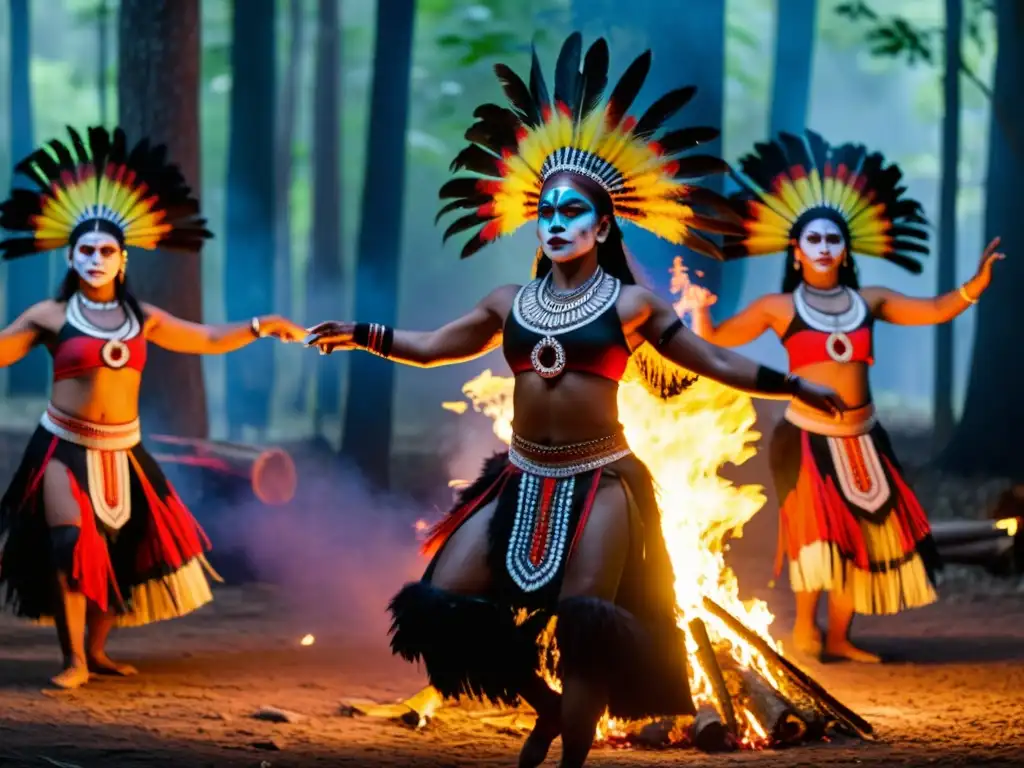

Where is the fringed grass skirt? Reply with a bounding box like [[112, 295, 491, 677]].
[[769, 414, 939, 615], [0, 406, 217, 627]]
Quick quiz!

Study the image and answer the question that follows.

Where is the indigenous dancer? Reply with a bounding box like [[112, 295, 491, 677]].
[[0, 126, 306, 689], [306, 35, 844, 768], [687, 130, 1004, 662]]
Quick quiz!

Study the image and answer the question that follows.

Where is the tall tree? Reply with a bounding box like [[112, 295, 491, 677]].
[[304, 0, 344, 431], [5, 0, 49, 398], [634, 1, 730, 313], [945, 0, 1024, 476], [224, 0, 277, 437], [98, 0, 110, 124], [340, 0, 416, 487], [768, 0, 817, 138], [274, 0, 306, 319], [118, 0, 209, 437], [932, 0, 963, 447]]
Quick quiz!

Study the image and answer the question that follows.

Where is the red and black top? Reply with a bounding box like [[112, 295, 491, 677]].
[[782, 284, 874, 372], [50, 294, 147, 381]]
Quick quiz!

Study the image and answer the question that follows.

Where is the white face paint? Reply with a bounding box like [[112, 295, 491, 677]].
[[796, 217, 846, 274], [536, 184, 609, 263], [69, 231, 123, 288]]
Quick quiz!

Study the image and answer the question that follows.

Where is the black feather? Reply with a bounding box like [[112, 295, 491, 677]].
[[439, 177, 485, 200], [605, 50, 651, 129], [633, 86, 696, 139], [435, 196, 488, 224], [443, 212, 491, 243], [883, 251, 925, 273], [683, 230, 725, 260], [577, 38, 610, 121], [66, 127, 90, 167], [889, 239, 929, 255], [459, 231, 490, 259], [449, 144, 503, 176], [47, 138, 77, 173], [493, 64, 539, 126], [0, 236, 41, 260], [528, 44, 552, 115], [464, 121, 518, 155], [673, 154, 731, 180], [554, 32, 582, 112], [655, 126, 719, 155], [678, 186, 743, 221], [688, 213, 745, 237]]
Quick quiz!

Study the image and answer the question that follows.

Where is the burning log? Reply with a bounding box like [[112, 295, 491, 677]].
[[690, 703, 732, 752], [149, 435, 297, 506], [688, 617, 738, 737], [702, 597, 874, 740], [930, 518, 1019, 549], [740, 668, 806, 745]]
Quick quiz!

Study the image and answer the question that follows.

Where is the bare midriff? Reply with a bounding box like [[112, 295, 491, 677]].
[[510, 372, 622, 446], [50, 370, 143, 425], [787, 358, 874, 431]]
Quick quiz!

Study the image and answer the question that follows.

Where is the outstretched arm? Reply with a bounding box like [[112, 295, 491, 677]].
[[143, 304, 306, 354], [689, 293, 783, 346], [628, 288, 842, 412], [0, 302, 51, 368], [305, 284, 516, 368], [866, 236, 1006, 326]]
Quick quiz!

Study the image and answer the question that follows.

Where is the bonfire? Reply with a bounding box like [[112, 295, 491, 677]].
[[386, 260, 872, 751]]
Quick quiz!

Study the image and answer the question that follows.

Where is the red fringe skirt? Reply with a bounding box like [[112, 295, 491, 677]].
[[0, 407, 217, 626], [769, 417, 939, 615]]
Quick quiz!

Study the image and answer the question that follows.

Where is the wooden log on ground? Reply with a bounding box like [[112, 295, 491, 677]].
[[149, 435, 297, 505], [740, 668, 806, 745], [702, 597, 874, 740], [688, 617, 739, 738], [929, 518, 1018, 548], [691, 703, 731, 752], [776, 678, 834, 741]]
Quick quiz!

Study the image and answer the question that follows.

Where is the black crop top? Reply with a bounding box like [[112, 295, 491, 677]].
[[502, 278, 632, 382]]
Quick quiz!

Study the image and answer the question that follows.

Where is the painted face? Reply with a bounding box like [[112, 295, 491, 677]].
[[536, 185, 607, 262], [796, 218, 846, 274], [69, 231, 123, 288]]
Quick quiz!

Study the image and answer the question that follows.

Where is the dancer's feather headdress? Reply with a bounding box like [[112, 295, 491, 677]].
[[724, 130, 929, 271], [0, 125, 212, 259], [437, 32, 740, 259]]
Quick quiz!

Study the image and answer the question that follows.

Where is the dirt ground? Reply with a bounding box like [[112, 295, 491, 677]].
[[2, 579, 1023, 768]]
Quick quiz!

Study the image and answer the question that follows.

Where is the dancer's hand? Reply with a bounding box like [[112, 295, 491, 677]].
[[963, 236, 1005, 299], [792, 377, 845, 418], [257, 316, 307, 343], [683, 283, 717, 311], [304, 320, 355, 355]]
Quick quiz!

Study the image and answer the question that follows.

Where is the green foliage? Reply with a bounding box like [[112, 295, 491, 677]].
[[833, 0, 993, 95]]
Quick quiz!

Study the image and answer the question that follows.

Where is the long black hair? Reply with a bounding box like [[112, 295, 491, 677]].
[[531, 172, 646, 286], [57, 220, 146, 322], [779, 206, 860, 293]]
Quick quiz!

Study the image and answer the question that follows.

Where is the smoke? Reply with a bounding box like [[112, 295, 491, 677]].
[[202, 451, 432, 643]]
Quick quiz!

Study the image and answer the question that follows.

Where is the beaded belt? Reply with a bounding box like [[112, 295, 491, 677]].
[[508, 432, 632, 479], [40, 403, 142, 451]]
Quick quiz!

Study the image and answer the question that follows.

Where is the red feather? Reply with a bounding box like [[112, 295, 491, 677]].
[[480, 219, 502, 241], [477, 201, 496, 217], [476, 179, 502, 194], [621, 116, 637, 133]]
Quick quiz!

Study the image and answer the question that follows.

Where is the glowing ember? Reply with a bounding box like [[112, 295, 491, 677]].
[[300, 634, 315, 646], [446, 263, 797, 748], [996, 517, 1019, 537]]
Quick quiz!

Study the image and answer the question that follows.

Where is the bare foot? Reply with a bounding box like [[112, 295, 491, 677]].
[[87, 653, 139, 677], [791, 626, 823, 656], [518, 714, 560, 768], [823, 638, 882, 663], [50, 663, 91, 689]]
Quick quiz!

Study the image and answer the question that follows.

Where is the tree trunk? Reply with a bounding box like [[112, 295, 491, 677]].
[[942, 0, 1024, 477], [274, 0, 305, 319], [5, 0, 50, 398], [630, 1, 730, 314], [117, 0, 209, 438], [737, 0, 817, 360], [305, 0, 344, 431], [932, 0, 963, 448], [98, 0, 109, 124], [340, 0, 416, 487], [224, 0, 276, 438]]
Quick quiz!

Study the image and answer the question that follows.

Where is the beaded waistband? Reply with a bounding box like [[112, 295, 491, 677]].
[[508, 432, 632, 479], [784, 401, 877, 437], [40, 403, 142, 451]]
